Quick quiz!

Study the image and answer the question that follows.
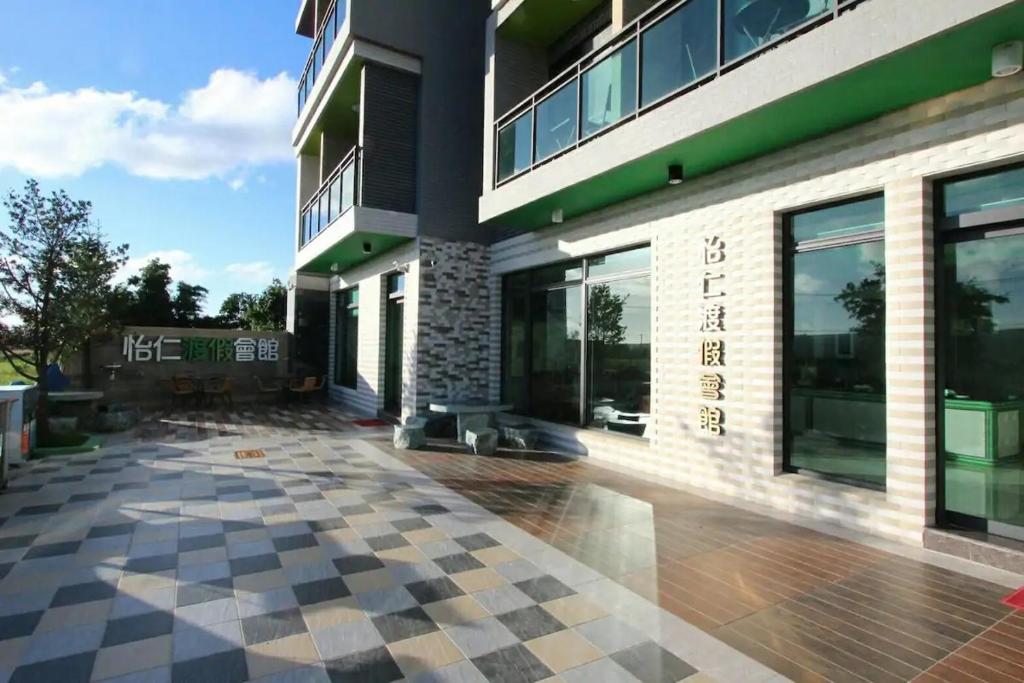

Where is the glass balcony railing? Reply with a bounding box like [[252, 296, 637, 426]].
[[299, 146, 359, 249], [297, 0, 348, 117], [495, 0, 865, 186]]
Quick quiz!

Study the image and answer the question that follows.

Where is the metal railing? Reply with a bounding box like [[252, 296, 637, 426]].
[[297, 0, 348, 117], [299, 146, 360, 249], [494, 0, 867, 187]]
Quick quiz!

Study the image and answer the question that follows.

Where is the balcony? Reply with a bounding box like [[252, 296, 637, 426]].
[[300, 146, 359, 249], [495, 0, 867, 186], [295, 144, 418, 275], [483, 0, 1023, 230], [297, 0, 348, 117]]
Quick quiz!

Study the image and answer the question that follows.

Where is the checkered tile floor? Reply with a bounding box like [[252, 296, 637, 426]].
[[0, 408, 774, 683]]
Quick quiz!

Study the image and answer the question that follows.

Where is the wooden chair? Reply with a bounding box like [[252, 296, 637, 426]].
[[288, 374, 315, 401], [170, 375, 198, 408], [204, 375, 234, 409]]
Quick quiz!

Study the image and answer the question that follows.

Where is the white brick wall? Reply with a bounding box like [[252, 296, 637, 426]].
[[488, 74, 1024, 545]]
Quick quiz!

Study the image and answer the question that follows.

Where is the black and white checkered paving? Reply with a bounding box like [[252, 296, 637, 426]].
[[0, 410, 778, 683]]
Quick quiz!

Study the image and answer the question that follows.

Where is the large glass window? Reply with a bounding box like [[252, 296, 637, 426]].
[[334, 288, 358, 389], [581, 40, 637, 138], [786, 196, 886, 488], [534, 81, 578, 163], [640, 0, 717, 107], [497, 111, 533, 183], [940, 166, 1024, 535], [502, 246, 651, 437]]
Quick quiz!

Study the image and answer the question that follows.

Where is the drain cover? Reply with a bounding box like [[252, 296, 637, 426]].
[[234, 449, 265, 460]]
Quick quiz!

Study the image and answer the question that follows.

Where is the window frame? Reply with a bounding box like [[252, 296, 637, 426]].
[[501, 244, 651, 434], [334, 287, 359, 389], [782, 193, 887, 491]]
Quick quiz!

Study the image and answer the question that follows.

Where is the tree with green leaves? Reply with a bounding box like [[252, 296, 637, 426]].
[[172, 282, 209, 326], [0, 179, 128, 439], [218, 292, 256, 329], [219, 280, 287, 331]]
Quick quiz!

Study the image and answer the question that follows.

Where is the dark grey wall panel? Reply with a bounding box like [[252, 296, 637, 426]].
[[360, 64, 419, 214], [350, 0, 489, 243]]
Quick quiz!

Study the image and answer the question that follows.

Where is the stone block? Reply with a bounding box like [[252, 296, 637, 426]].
[[47, 416, 79, 435], [459, 414, 490, 443], [500, 424, 538, 450], [394, 425, 426, 450], [466, 427, 498, 456]]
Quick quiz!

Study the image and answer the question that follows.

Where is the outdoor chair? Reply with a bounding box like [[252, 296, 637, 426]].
[[204, 375, 234, 409], [170, 376, 199, 408], [254, 376, 283, 403], [289, 376, 319, 402]]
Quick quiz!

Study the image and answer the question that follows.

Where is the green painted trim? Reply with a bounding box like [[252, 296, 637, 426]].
[[298, 233, 411, 274], [31, 434, 104, 458], [487, 3, 1024, 231], [498, 0, 606, 47]]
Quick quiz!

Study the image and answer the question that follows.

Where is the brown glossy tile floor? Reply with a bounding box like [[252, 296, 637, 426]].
[[386, 442, 1024, 683]]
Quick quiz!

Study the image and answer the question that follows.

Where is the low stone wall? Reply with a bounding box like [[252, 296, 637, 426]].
[[65, 326, 294, 407]]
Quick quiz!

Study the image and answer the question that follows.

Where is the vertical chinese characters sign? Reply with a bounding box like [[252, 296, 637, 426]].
[[699, 236, 725, 436]]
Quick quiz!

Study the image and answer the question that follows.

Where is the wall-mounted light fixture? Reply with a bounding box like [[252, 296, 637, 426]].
[[993, 41, 1023, 78], [668, 163, 684, 185], [330, 263, 340, 273], [362, 241, 373, 254], [552, 208, 564, 224]]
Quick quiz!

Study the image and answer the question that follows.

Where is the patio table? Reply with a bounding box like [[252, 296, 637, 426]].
[[428, 402, 513, 443]]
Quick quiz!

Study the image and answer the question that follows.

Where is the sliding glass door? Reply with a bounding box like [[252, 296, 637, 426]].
[[939, 165, 1024, 537]]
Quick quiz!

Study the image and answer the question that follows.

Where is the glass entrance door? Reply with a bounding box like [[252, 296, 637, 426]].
[[939, 166, 1024, 537], [383, 273, 405, 416]]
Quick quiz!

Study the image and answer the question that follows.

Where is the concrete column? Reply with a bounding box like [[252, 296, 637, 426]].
[[613, 0, 656, 30], [884, 177, 936, 540]]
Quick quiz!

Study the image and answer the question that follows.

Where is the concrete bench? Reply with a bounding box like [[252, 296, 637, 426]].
[[465, 427, 497, 456], [393, 416, 427, 450]]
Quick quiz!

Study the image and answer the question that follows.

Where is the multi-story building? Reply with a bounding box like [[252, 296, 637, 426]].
[[292, 0, 1024, 569], [287, 0, 491, 417]]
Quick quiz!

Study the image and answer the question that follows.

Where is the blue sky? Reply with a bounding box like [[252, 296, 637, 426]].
[[0, 1, 309, 312]]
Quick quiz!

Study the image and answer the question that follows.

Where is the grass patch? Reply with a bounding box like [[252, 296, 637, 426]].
[[0, 355, 33, 385]]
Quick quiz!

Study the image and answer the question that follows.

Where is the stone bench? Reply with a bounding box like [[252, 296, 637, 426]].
[[465, 427, 497, 456], [500, 423, 538, 450], [393, 416, 427, 450]]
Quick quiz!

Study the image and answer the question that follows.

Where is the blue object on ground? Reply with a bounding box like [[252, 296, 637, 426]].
[[46, 364, 71, 391]]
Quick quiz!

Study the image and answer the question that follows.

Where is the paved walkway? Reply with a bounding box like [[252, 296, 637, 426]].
[[388, 442, 1024, 683], [0, 407, 776, 683]]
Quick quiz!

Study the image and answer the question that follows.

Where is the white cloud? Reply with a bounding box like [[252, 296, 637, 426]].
[[225, 261, 276, 285], [118, 249, 210, 285], [228, 178, 246, 191], [0, 68, 295, 181]]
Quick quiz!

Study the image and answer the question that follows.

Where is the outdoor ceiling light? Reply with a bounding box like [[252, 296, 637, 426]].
[[362, 241, 373, 254], [330, 263, 340, 273], [351, 103, 361, 113], [668, 163, 684, 185], [551, 208, 564, 224], [993, 41, 1024, 78]]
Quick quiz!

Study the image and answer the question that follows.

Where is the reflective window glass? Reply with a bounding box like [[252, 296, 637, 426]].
[[787, 230, 886, 488], [587, 278, 651, 437], [497, 112, 533, 182], [535, 80, 578, 162], [725, 0, 833, 63], [641, 0, 717, 107], [587, 246, 650, 279], [791, 196, 884, 243], [942, 166, 1024, 220], [582, 40, 637, 138]]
